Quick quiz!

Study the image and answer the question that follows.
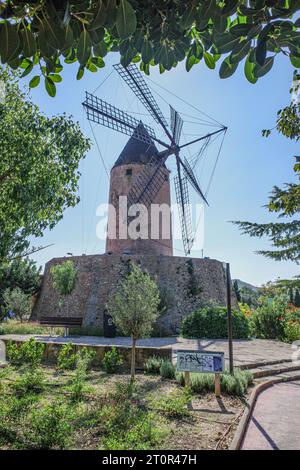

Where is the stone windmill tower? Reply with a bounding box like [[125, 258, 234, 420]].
[[83, 63, 226, 256], [106, 123, 173, 256]]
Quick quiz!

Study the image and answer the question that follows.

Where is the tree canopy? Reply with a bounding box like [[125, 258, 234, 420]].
[[1, 1, 300, 96], [0, 67, 91, 262]]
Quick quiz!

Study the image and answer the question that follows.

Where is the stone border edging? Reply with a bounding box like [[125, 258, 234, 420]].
[[229, 372, 300, 450]]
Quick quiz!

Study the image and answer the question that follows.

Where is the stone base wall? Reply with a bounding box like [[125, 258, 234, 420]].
[[33, 253, 233, 336], [2, 338, 172, 370]]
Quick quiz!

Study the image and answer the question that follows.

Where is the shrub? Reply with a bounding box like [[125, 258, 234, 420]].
[[160, 359, 176, 379], [284, 321, 300, 342], [57, 343, 77, 370], [27, 400, 72, 449], [66, 356, 92, 402], [2, 287, 32, 322], [176, 369, 253, 396], [180, 306, 250, 339], [12, 368, 45, 396], [144, 355, 163, 374], [7, 338, 45, 366], [151, 389, 190, 418], [99, 383, 166, 450], [102, 347, 123, 374], [250, 297, 286, 339]]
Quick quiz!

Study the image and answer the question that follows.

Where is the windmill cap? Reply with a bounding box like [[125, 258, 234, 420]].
[[113, 122, 160, 168]]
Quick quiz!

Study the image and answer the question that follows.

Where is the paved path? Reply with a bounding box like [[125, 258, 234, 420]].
[[0, 334, 294, 369], [242, 381, 300, 450]]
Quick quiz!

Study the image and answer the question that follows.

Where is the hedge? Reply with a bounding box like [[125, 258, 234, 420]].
[[180, 306, 249, 339]]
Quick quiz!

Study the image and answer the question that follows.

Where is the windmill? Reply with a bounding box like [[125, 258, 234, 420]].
[[82, 63, 227, 255]]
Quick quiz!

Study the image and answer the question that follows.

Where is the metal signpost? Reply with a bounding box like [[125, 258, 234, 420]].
[[176, 350, 225, 397]]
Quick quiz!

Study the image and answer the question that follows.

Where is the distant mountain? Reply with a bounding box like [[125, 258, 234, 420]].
[[233, 279, 259, 292]]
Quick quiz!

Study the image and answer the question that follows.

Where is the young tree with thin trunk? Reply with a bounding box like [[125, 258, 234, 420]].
[[50, 260, 77, 315], [107, 263, 160, 382]]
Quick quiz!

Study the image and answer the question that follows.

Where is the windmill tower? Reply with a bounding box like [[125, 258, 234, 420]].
[[106, 123, 173, 256], [83, 64, 227, 256]]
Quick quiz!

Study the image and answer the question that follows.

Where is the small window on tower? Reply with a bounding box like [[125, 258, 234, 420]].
[[126, 168, 132, 176]]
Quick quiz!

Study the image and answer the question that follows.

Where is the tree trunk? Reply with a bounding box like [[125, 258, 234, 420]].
[[131, 337, 136, 383]]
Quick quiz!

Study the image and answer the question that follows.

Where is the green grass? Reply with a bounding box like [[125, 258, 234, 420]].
[[176, 368, 253, 396], [0, 320, 63, 336]]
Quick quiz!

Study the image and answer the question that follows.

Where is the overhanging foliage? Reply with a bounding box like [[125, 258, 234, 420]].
[[1, 1, 300, 95]]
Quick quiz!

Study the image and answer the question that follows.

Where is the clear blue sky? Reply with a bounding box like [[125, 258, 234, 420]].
[[25, 51, 299, 286]]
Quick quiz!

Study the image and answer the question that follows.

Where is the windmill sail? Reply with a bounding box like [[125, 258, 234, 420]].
[[174, 175, 194, 255], [127, 154, 169, 209], [114, 64, 169, 129], [170, 106, 183, 145], [83, 91, 157, 145]]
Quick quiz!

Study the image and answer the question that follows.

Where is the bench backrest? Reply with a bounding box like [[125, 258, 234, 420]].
[[40, 316, 83, 327]]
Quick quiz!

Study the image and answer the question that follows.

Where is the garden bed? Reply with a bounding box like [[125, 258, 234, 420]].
[[0, 364, 249, 450]]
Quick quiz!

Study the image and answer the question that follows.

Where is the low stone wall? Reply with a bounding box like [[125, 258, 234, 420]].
[[32, 253, 234, 335], [2, 338, 172, 370]]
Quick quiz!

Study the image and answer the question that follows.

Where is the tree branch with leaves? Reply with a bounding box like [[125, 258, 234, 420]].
[[0, 67, 91, 262], [1, 1, 300, 96], [107, 263, 160, 382]]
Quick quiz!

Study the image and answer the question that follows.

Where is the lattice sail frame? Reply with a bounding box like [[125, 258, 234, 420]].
[[114, 64, 169, 128], [83, 92, 156, 144]]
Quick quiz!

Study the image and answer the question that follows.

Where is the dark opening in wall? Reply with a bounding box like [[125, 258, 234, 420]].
[[126, 168, 132, 176]]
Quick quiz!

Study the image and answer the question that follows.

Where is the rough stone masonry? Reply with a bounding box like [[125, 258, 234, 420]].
[[33, 253, 231, 335]]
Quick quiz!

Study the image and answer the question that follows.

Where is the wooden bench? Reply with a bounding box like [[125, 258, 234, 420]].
[[40, 316, 83, 337]]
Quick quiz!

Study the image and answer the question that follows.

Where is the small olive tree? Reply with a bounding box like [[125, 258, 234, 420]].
[[3, 287, 32, 322], [107, 263, 160, 382], [50, 260, 77, 315]]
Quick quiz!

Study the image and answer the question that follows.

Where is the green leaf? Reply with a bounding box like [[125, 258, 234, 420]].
[[222, 0, 239, 16], [89, 0, 107, 31], [21, 62, 33, 78], [255, 39, 267, 66], [77, 29, 92, 65], [253, 56, 274, 78], [42, 18, 66, 50], [93, 42, 107, 57], [215, 33, 241, 54], [141, 40, 153, 64], [29, 75, 40, 88], [0, 22, 20, 63], [244, 54, 257, 84], [219, 56, 239, 78], [186, 54, 196, 72], [20, 27, 36, 57], [38, 28, 55, 59], [45, 77, 56, 97], [214, 11, 228, 33], [230, 39, 251, 63], [290, 55, 300, 68], [49, 74, 62, 83], [116, 0, 137, 39], [76, 66, 85, 80], [203, 52, 215, 69], [230, 24, 254, 37], [86, 61, 98, 73], [64, 25, 74, 50], [181, 6, 197, 29], [160, 45, 175, 71], [91, 56, 105, 68]]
